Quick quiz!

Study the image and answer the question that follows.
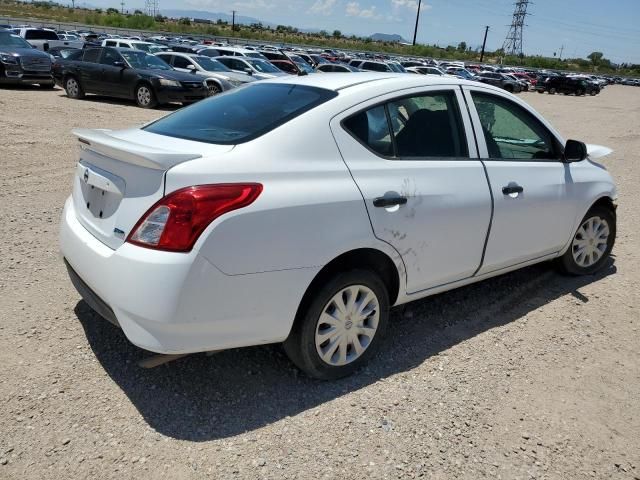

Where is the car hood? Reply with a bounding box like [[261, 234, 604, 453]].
[[1, 47, 51, 58]]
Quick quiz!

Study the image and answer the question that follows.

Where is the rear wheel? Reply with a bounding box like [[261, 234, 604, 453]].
[[549, 87, 557, 94], [284, 270, 389, 380], [576, 89, 584, 96], [590, 90, 597, 96], [556, 205, 616, 275], [64, 76, 84, 99], [135, 83, 157, 108]]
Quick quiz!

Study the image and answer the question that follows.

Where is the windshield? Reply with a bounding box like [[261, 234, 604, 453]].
[[247, 58, 281, 73], [24, 29, 59, 40], [145, 83, 337, 144], [0, 31, 32, 48], [295, 60, 314, 74], [194, 56, 230, 72], [121, 50, 172, 70], [246, 52, 266, 59]]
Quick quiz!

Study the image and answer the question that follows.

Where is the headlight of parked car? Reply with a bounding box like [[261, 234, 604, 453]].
[[158, 78, 181, 87], [0, 53, 18, 64]]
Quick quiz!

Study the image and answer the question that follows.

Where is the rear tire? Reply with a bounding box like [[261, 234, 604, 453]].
[[64, 76, 84, 99], [549, 87, 557, 94], [135, 83, 157, 109], [556, 205, 616, 275], [284, 269, 389, 380]]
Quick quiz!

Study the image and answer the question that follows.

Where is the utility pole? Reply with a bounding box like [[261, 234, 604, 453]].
[[502, 0, 530, 57], [120, 1, 124, 14], [412, 0, 422, 46], [232, 10, 236, 32], [558, 44, 564, 60], [480, 25, 489, 62]]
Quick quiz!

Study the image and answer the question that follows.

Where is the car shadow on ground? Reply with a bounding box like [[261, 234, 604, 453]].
[[75, 258, 616, 441], [55, 92, 181, 111]]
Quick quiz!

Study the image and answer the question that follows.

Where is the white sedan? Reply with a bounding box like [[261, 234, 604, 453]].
[[60, 73, 617, 379]]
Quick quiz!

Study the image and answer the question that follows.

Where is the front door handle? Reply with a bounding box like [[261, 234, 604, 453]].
[[373, 196, 408, 208], [502, 184, 524, 195]]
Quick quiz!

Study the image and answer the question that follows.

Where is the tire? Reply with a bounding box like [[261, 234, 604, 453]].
[[549, 87, 557, 95], [556, 205, 616, 275], [64, 76, 84, 99], [504, 84, 514, 93], [135, 83, 157, 109], [537, 89, 545, 94], [206, 81, 221, 96], [284, 269, 390, 380], [575, 89, 584, 96], [590, 90, 597, 96]]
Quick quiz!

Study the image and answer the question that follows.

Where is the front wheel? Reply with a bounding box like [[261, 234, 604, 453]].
[[135, 83, 157, 108], [556, 205, 616, 275], [206, 81, 221, 96], [284, 270, 389, 380]]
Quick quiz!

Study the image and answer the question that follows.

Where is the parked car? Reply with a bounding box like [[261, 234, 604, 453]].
[[215, 56, 287, 80], [316, 63, 361, 73], [536, 76, 599, 96], [406, 66, 447, 76], [0, 29, 54, 88], [60, 74, 617, 380], [155, 52, 255, 95], [212, 46, 267, 60], [16, 27, 84, 51], [476, 72, 522, 93], [53, 47, 207, 108], [359, 60, 394, 72], [101, 39, 167, 54]]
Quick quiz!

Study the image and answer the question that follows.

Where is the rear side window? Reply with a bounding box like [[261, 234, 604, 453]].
[[144, 83, 337, 145], [343, 91, 468, 159]]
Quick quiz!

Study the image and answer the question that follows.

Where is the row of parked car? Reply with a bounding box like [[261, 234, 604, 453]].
[[0, 25, 634, 109]]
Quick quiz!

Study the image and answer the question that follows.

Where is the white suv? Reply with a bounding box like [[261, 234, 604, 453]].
[[60, 74, 617, 379]]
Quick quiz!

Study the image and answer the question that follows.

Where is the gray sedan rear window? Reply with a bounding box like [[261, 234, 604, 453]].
[[144, 83, 337, 145]]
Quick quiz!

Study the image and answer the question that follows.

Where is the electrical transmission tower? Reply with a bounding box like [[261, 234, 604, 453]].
[[502, 0, 530, 56], [144, 0, 159, 17]]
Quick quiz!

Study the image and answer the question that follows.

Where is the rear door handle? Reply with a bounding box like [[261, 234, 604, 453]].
[[373, 196, 408, 208], [502, 184, 524, 195]]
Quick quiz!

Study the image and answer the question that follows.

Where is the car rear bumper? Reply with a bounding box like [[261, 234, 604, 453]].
[[60, 196, 317, 354]]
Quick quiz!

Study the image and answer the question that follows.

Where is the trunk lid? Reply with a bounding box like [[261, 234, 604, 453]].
[[71, 128, 232, 249]]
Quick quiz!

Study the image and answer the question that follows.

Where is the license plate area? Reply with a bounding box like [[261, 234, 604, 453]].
[[75, 161, 125, 222]]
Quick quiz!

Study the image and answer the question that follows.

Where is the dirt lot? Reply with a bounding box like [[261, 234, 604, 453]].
[[0, 85, 638, 480]]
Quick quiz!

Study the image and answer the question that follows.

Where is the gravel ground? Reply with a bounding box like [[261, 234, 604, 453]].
[[0, 85, 638, 480]]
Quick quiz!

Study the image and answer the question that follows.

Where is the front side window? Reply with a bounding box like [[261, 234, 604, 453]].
[[343, 91, 468, 159], [472, 92, 560, 160], [100, 48, 122, 66], [173, 56, 193, 69], [120, 51, 171, 70], [82, 48, 101, 63], [24, 29, 58, 40]]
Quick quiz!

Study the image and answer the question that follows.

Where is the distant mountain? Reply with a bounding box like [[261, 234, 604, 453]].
[[370, 33, 407, 43], [161, 9, 277, 28]]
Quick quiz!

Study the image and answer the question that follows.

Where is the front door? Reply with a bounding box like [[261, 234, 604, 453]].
[[463, 86, 580, 274], [331, 87, 492, 294], [97, 48, 129, 96]]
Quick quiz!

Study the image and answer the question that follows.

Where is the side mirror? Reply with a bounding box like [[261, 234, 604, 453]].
[[244, 68, 253, 75], [187, 64, 196, 72], [113, 60, 125, 68], [564, 139, 587, 162]]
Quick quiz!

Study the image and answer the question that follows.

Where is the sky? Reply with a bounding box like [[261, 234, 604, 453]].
[[89, 0, 640, 63]]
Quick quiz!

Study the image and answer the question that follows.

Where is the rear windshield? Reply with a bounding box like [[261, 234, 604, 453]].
[[24, 29, 59, 40], [144, 83, 337, 145]]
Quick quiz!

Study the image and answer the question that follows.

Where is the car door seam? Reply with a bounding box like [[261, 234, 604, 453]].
[[459, 86, 493, 277]]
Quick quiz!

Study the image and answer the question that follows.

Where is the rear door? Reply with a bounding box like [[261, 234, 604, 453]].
[[78, 48, 102, 92], [331, 86, 492, 294], [463, 86, 580, 274]]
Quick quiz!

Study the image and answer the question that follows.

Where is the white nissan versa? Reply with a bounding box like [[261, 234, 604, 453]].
[[60, 73, 617, 379]]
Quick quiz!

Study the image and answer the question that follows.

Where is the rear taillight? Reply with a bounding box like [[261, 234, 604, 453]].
[[127, 183, 262, 252]]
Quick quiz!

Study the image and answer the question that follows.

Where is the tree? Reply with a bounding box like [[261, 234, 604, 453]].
[[106, 7, 119, 14], [457, 41, 467, 52], [133, 9, 143, 15], [588, 51, 603, 66], [332, 30, 341, 38]]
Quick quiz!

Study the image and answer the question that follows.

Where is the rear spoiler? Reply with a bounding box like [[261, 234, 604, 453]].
[[73, 128, 202, 170], [586, 144, 613, 160]]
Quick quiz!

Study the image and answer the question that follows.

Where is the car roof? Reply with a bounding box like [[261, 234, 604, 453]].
[[260, 72, 480, 92]]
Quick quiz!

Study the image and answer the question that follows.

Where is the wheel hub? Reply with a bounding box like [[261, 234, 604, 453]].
[[571, 216, 610, 268], [315, 285, 380, 366]]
